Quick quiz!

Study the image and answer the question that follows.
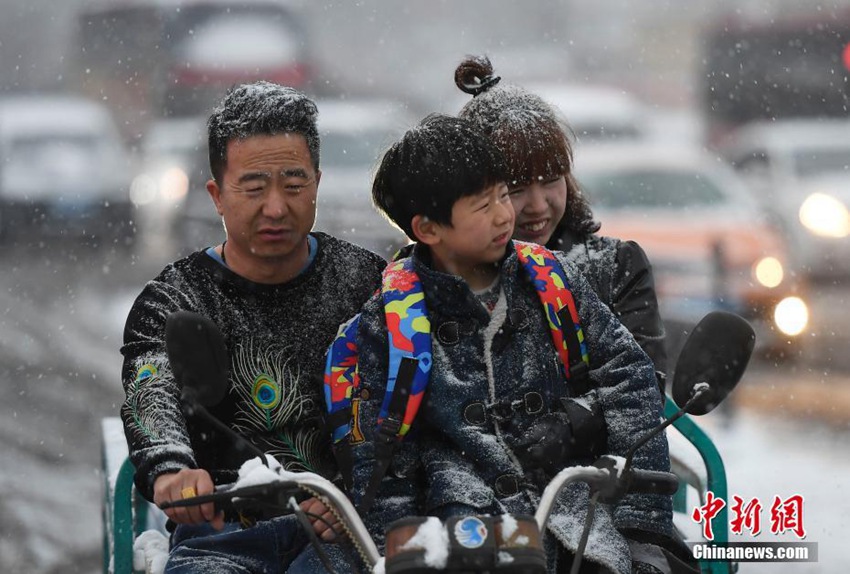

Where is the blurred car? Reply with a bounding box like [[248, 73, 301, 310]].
[[0, 94, 135, 247], [438, 82, 650, 147], [176, 98, 414, 258], [525, 83, 650, 145], [131, 115, 207, 212], [74, 0, 310, 137], [574, 143, 809, 359], [132, 115, 207, 256], [718, 119, 850, 279], [176, 148, 219, 256], [137, 116, 208, 178], [312, 98, 414, 257]]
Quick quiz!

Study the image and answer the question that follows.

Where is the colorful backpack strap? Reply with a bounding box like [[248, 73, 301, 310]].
[[360, 257, 433, 513], [324, 314, 363, 445], [515, 242, 591, 394], [378, 257, 433, 436]]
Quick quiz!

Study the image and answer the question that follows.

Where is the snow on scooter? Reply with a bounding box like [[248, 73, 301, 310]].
[[153, 309, 755, 574]]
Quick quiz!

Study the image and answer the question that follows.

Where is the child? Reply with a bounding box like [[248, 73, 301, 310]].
[[333, 115, 672, 574]]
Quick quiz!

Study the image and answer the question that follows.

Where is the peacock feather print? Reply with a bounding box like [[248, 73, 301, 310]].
[[124, 358, 175, 443], [266, 427, 323, 473], [230, 339, 322, 472]]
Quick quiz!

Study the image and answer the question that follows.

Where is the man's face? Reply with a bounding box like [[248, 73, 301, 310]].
[[207, 133, 319, 275]]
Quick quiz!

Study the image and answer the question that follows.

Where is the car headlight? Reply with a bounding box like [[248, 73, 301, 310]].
[[130, 173, 158, 205], [752, 256, 783, 288], [798, 192, 850, 238], [774, 296, 808, 337], [159, 167, 190, 201], [130, 166, 189, 206]]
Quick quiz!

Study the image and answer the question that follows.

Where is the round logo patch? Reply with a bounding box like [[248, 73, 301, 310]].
[[454, 516, 488, 549]]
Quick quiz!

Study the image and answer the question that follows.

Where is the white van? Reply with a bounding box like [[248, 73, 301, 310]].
[[0, 94, 136, 246]]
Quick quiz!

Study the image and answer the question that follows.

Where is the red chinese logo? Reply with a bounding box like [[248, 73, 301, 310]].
[[691, 491, 726, 541], [691, 493, 806, 540], [730, 495, 762, 536], [769, 494, 806, 539]]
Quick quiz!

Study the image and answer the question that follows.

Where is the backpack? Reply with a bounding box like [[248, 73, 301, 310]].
[[323, 242, 591, 510]]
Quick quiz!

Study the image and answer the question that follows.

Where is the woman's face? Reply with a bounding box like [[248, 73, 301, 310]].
[[508, 175, 568, 245]]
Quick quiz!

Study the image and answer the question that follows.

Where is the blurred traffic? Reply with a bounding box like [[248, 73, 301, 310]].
[[526, 83, 650, 144], [719, 119, 850, 279], [1, 1, 848, 365], [72, 0, 311, 141], [310, 98, 413, 257], [574, 143, 809, 360]]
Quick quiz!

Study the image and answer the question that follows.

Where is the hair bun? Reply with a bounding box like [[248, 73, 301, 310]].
[[455, 55, 501, 96]]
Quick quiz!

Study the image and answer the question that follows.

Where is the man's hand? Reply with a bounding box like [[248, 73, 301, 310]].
[[153, 468, 225, 531], [299, 497, 342, 542]]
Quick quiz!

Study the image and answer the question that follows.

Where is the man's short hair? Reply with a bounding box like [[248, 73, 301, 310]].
[[372, 114, 507, 240], [207, 81, 320, 182]]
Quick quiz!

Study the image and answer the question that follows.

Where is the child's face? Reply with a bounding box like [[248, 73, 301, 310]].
[[435, 182, 515, 268]]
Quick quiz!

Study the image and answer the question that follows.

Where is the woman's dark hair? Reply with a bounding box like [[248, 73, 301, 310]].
[[372, 113, 508, 241], [207, 81, 320, 182], [456, 55, 600, 239]]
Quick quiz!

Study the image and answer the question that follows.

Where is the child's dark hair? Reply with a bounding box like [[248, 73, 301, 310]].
[[456, 56, 600, 238], [207, 81, 320, 182], [372, 113, 508, 241]]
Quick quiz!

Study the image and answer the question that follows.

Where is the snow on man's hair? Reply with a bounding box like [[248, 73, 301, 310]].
[[207, 81, 320, 182]]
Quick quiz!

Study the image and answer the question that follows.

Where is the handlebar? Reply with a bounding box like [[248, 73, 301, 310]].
[[535, 466, 608, 531], [534, 458, 678, 532], [163, 469, 381, 568], [628, 469, 679, 496], [285, 471, 381, 567], [166, 457, 676, 572]]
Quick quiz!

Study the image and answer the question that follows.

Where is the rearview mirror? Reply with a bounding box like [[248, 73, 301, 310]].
[[165, 310, 230, 407], [672, 311, 755, 415]]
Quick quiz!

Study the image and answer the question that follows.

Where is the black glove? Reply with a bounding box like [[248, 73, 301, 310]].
[[559, 398, 608, 460], [514, 412, 575, 476], [514, 399, 608, 476]]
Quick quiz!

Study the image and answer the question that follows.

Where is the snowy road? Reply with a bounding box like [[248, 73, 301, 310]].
[[0, 243, 150, 573], [673, 397, 850, 573], [0, 241, 847, 573]]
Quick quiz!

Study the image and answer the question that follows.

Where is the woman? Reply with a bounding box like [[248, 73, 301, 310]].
[[454, 56, 702, 574], [455, 55, 668, 394]]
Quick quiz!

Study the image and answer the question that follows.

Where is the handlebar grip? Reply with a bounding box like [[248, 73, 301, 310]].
[[627, 470, 679, 495]]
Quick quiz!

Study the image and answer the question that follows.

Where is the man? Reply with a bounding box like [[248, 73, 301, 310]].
[[120, 81, 385, 573]]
